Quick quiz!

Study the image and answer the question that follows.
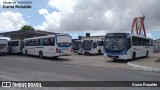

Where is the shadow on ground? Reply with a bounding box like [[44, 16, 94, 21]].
[[106, 56, 148, 64], [11, 54, 72, 62]]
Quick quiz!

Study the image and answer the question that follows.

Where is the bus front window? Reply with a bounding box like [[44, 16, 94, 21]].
[[104, 37, 126, 52], [83, 40, 93, 50], [73, 42, 81, 50]]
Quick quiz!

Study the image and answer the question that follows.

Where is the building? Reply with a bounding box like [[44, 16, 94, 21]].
[[153, 39, 160, 46], [0, 30, 60, 40], [79, 33, 105, 41]]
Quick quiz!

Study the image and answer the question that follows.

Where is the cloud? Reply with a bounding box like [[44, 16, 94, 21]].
[[37, 11, 61, 31], [0, 11, 26, 32], [37, 0, 160, 35], [37, 0, 76, 31], [90, 31, 108, 36], [48, 0, 76, 13], [39, 8, 48, 15], [147, 33, 153, 38]]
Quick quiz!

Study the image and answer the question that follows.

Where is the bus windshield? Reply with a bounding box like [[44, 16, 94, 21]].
[[8, 41, 19, 46], [104, 37, 126, 52], [83, 40, 93, 50], [72, 42, 81, 50]]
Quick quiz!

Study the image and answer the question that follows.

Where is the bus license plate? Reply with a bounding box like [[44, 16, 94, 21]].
[[62, 48, 68, 50], [111, 57, 115, 59]]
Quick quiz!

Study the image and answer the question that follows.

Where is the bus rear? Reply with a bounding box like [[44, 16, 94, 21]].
[[56, 34, 72, 56], [8, 40, 24, 54]]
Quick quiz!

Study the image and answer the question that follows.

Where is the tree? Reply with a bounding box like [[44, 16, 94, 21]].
[[20, 25, 35, 30]]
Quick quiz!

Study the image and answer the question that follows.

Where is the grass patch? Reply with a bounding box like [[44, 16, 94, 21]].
[[155, 58, 160, 62]]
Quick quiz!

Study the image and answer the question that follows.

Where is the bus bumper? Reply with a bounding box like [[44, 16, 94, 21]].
[[104, 53, 131, 60], [73, 50, 78, 53]]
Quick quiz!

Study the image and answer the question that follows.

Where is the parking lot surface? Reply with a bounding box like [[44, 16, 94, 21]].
[[0, 54, 160, 90], [0, 54, 129, 69], [0, 53, 159, 70]]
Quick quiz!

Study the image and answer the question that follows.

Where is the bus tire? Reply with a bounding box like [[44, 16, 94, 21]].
[[98, 50, 101, 55], [25, 50, 28, 55], [146, 51, 149, 58], [78, 53, 81, 55], [39, 51, 43, 59], [132, 52, 136, 60]]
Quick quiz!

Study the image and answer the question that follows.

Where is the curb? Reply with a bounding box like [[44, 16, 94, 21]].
[[127, 62, 160, 72]]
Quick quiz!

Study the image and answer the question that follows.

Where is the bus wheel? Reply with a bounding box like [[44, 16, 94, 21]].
[[39, 51, 43, 59], [78, 53, 81, 55], [132, 52, 136, 60], [25, 50, 28, 55], [146, 51, 149, 58], [98, 50, 101, 55]]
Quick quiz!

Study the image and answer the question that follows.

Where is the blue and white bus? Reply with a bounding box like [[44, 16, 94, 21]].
[[104, 33, 153, 60], [23, 34, 72, 58]]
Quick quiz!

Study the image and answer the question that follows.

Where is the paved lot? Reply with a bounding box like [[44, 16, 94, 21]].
[[0, 53, 159, 70], [0, 54, 131, 69], [128, 56, 160, 69], [0, 54, 160, 90]]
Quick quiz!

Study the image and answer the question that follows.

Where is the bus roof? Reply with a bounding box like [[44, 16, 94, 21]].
[[9, 40, 21, 42], [24, 34, 70, 41], [106, 33, 153, 40]]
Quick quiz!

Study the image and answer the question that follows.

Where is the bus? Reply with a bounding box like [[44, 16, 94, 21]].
[[0, 39, 8, 55], [23, 34, 72, 58], [72, 40, 83, 54], [82, 39, 104, 55], [104, 33, 153, 60], [8, 40, 24, 54]]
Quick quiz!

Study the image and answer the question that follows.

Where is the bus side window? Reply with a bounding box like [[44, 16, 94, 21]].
[[35, 39, 39, 46], [50, 37, 55, 46], [40, 39, 43, 46], [102, 41, 104, 46], [93, 42, 97, 49], [28, 40, 31, 46], [45, 38, 50, 46], [127, 37, 131, 49], [43, 38, 48, 46], [132, 37, 136, 46]]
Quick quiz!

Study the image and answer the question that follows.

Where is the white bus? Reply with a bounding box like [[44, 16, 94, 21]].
[[23, 34, 72, 58], [82, 39, 104, 55], [8, 40, 24, 54], [72, 40, 83, 54], [104, 33, 153, 60], [0, 39, 8, 55]]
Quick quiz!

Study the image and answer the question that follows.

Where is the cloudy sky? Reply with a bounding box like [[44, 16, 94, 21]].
[[0, 0, 160, 39]]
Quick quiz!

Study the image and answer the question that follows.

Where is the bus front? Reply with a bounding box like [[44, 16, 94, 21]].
[[104, 33, 131, 60], [83, 40, 98, 54], [72, 41, 81, 53]]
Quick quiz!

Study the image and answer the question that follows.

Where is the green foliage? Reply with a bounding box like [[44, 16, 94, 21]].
[[20, 25, 35, 30]]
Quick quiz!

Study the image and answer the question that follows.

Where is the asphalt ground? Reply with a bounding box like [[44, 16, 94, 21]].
[[0, 54, 159, 90]]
